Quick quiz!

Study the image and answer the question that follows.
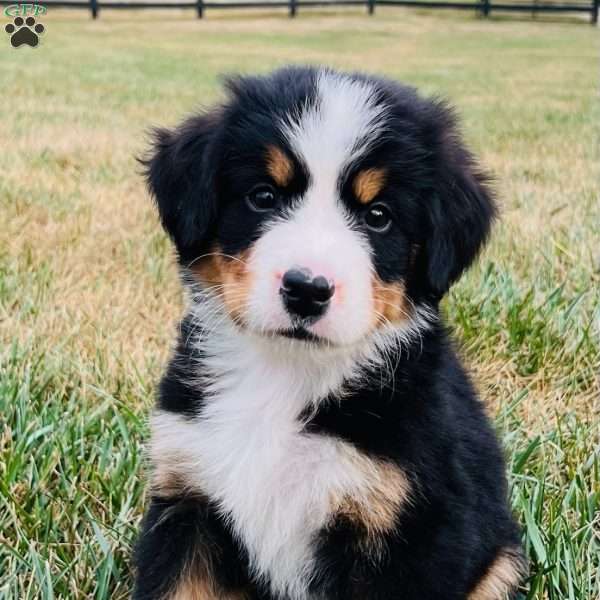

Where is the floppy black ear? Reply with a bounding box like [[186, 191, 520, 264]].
[[423, 108, 497, 299], [144, 112, 221, 263]]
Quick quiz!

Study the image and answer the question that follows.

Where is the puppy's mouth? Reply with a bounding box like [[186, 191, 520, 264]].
[[276, 327, 328, 345]]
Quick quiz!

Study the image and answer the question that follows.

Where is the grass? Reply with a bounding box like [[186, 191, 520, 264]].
[[0, 7, 598, 599]]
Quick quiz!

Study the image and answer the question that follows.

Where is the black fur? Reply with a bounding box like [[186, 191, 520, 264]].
[[305, 325, 520, 600], [134, 66, 523, 599], [134, 494, 254, 599]]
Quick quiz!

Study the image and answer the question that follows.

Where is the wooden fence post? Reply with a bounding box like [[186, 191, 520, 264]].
[[289, 0, 297, 17], [592, 0, 599, 23], [90, 0, 98, 18], [196, 0, 204, 18], [368, 0, 375, 15]]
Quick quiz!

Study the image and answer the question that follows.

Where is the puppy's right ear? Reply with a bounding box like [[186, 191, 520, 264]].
[[144, 112, 221, 263]]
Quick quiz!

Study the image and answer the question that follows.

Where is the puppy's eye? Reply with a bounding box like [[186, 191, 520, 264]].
[[364, 204, 392, 233], [246, 185, 278, 213]]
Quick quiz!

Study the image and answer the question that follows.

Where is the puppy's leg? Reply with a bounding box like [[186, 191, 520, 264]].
[[133, 495, 251, 600], [468, 547, 527, 600]]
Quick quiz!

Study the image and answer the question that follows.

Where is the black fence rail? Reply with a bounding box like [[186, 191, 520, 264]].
[[1, 0, 597, 21]]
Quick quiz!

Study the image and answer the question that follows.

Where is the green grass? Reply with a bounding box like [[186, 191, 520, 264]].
[[1, 8, 599, 599]]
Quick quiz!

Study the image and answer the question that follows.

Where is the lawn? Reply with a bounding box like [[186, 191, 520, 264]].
[[0, 7, 598, 599]]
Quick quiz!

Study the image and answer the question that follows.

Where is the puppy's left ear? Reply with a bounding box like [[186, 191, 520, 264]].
[[423, 106, 497, 299]]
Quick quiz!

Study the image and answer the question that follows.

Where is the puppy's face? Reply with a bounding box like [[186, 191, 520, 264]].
[[147, 68, 495, 348]]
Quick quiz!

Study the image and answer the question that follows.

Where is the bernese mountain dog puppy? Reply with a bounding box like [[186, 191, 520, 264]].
[[133, 66, 526, 600]]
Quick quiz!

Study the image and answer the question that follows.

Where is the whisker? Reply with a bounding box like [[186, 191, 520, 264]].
[[185, 251, 250, 270]]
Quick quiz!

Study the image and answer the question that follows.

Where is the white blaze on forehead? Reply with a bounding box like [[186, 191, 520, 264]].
[[282, 70, 388, 188]]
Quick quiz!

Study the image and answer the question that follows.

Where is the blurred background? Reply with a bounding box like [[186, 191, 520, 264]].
[[0, 3, 598, 599]]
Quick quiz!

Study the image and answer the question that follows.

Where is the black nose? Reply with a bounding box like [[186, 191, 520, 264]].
[[280, 269, 335, 320]]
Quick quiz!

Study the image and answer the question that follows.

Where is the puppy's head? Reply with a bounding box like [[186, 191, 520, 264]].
[[145, 67, 495, 348]]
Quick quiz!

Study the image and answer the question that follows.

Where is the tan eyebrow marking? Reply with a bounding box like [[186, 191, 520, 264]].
[[353, 167, 387, 204], [265, 145, 294, 187]]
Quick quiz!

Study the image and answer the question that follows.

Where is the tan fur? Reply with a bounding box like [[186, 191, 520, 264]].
[[167, 576, 213, 599], [166, 575, 248, 600], [468, 548, 526, 600], [330, 446, 411, 541], [353, 168, 387, 204], [266, 145, 294, 187], [372, 276, 409, 325], [192, 248, 252, 324], [151, 457, 189, 498]]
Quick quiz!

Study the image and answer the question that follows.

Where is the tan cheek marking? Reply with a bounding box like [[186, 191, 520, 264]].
[[372, 276, 409, 326], [266, 145, 294, 187], [330, 445, 411, 543], [192, 247, 253, 324], [468, 548, 527, 600], [353, 168, 387, 204]]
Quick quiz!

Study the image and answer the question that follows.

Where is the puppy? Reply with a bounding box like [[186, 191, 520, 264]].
[[133, 66, 525, 600]]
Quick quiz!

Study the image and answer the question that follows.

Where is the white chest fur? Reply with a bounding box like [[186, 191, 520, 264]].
[[150, 331, 384, 600]]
